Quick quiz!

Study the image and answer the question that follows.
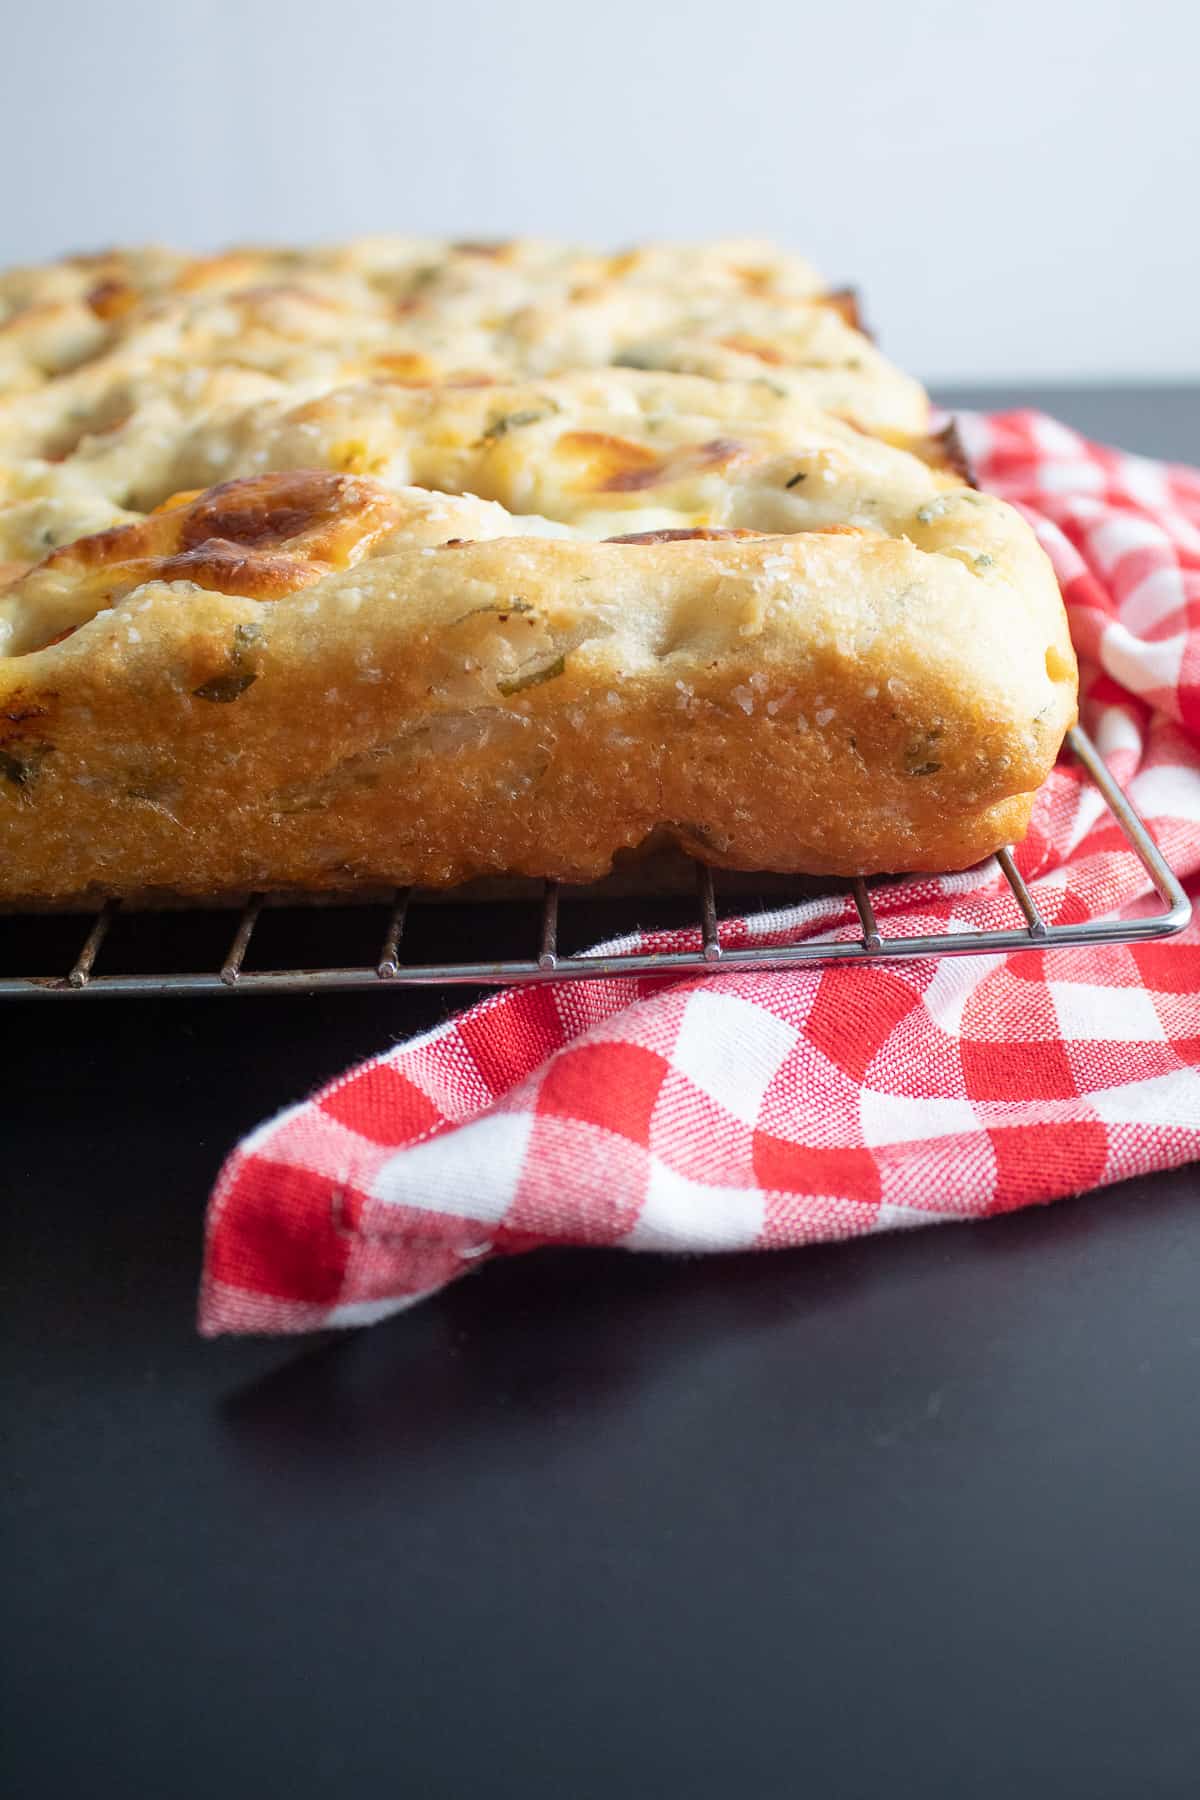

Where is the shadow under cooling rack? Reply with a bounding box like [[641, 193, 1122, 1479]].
[[0, 727, 1189, 999]]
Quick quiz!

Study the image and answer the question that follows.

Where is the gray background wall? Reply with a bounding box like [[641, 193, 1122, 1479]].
[[3, 0, 1196, 383]]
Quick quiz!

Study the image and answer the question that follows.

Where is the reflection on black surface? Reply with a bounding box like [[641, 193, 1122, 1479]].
[[213, 1167, 1198, 1482]]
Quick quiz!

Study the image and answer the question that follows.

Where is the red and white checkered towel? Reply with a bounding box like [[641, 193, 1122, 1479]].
[[200, 412, 1200, 1336]]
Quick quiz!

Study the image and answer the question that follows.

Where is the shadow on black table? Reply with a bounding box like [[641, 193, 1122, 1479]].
[[216, 1170, 1192, 1475]]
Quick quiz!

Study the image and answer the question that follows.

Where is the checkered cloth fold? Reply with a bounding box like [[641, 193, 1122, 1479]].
[[200, 412, 1200, 1336]]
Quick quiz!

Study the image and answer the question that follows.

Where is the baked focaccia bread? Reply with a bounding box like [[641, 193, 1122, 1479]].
[[0, 370, 1076, 899], [0, 236, 924, 434], [0, 367, 956, 574]]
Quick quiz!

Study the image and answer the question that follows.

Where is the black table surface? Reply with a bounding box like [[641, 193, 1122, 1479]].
[[4, 385, 1198, 1800]]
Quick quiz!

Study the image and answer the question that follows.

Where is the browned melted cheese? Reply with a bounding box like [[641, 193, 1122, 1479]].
[[171, 252, 271, 294], [731, 264, 774, 295], [603, 523, 868, 545], [450, 240, 517, 260], [917, 419, 979, 486], [717, 333, 785, 366], [35, 470, 405, 609], [555, 430, 747, 493], [604, 526, 766, 544], [85, 279, 140, 322], [369, 349, 441, 384], [824, 288, 865, 332]]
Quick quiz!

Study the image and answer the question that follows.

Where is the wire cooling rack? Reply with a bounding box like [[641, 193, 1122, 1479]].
[[0, 725, 1188, 999]]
